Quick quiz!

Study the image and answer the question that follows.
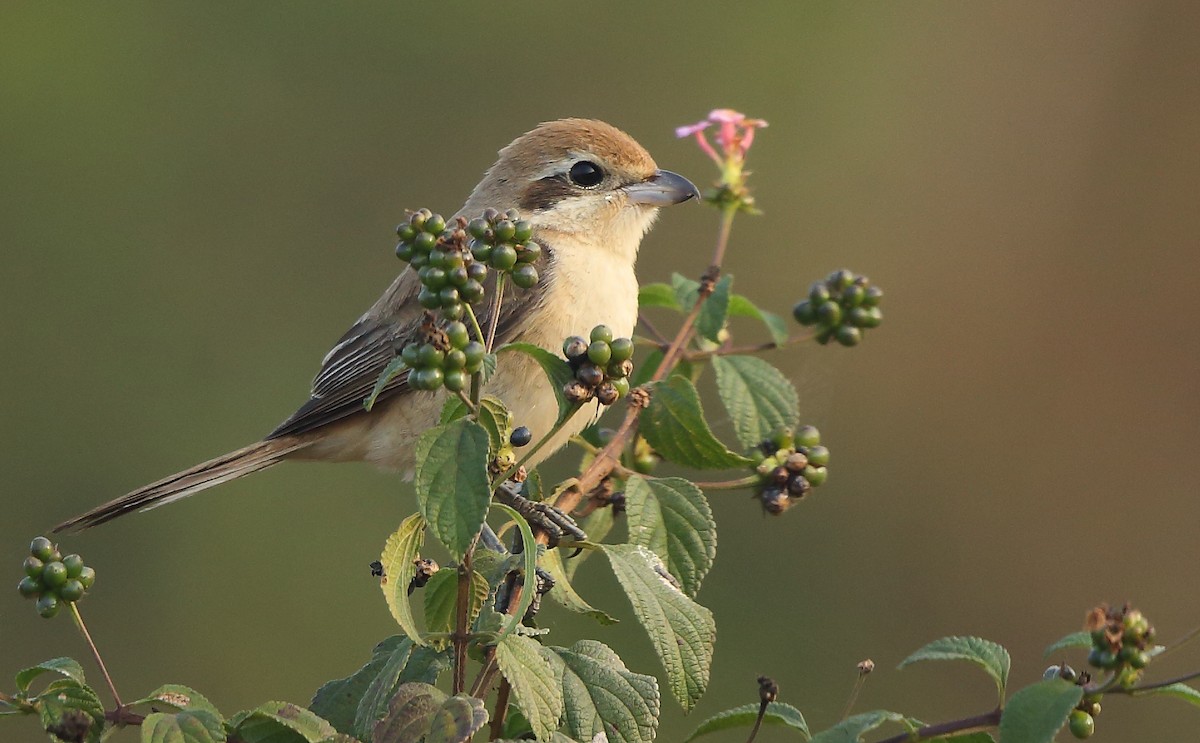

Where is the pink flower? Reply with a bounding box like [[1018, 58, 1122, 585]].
[[676, 108, 768, 166]]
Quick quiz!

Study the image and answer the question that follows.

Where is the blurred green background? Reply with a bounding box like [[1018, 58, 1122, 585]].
[[3, 2, 1199, 741]]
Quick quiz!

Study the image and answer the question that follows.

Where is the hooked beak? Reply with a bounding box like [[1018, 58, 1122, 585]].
[[624, 169, 701, 207]]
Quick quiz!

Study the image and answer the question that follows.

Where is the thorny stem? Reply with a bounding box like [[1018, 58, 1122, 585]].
[[875, 708, 1002, 743], [489, 679, 512, 739], [69, 603, 123, 708]]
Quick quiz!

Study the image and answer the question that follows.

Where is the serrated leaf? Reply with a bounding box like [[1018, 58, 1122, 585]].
[[415, 419, 491, 560], [1135, 681, 1200, 707], [997, 679, 1082, 743], [624, 476, 716, 597], [495, 635, 564, 742], [491, 502, 539, 643], [16, 657, 85, 692], [540, 547, 618, 625], [710, 355, 800, 449], [352, 640, 415, 741], [311, 637, 410, 735], [728, 294, 790, 347], [423, 569, 489, 641], [497, 342, 577, 425], [365, 356, 408, 412], [549, 640, 659, 743], [380, 513, 428, 644], [1043, 631, 1091, 658], [36, 678, 104, 743], [229, 701, 338, 743], [141, 709, 225, 743], [603, 545, 715, 711], [371, 682, 446, 743], [808, 710, 905, 742], [425, 695, 489, 743], [440, 395, 512, 454], [695, 275, 733, 343], [641, 376, 753, 470], [684, 702, 808, 742], [639, 283, 681, 311], [671, 273, 700, 311], [135, 684, 222, 718], [899, 636, 1011, 701]]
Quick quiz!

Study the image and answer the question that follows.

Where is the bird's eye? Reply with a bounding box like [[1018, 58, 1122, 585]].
[[568, 160, 605, 188]]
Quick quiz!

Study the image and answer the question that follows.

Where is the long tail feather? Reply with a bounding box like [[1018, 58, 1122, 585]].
[[53, 439, 309, 532]]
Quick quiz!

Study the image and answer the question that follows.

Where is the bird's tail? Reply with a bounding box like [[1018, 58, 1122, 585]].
[[53, 438, 309, 533]]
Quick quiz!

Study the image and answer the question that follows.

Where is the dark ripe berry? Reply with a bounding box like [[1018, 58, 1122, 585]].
[[590, 325, 614, 344], [416, 344, 445, 368], [18, 576, 41, 598], [607, 359, 634, 379], [1068, 710, 1095, 739], [491, 244, 518, 271], [460, 280, 485, 303], [447, 266, 469, 287], [609, 337, 634, 362], [563, 380, 593, 403], [58, 579, 85, 602], [577, 363, 605, 387], [842, 284, 866, 307], [759, 487, 791, 515], [828, 269, 855, 290], [817, 301, 842, 326], [445, 322, 470, 349], [803, 465, 828, 487], [62, 555, 84, 579], [787, 475, 811, 497], [443, 349, 467, 370], [563, 336, 589, 361], [771, 466, 790, 485], [440, 303, 464, 320], [517, 240, 541, 262], [596, 382, 620, 406], [587, 341, 612, 366], [30, 537, 54, 561], [863, 285, 884, 307], [443, 369, 468, 392], [418, 287, 441, 309], [413, 231, 437, 253], [835, 326, 862, 347], [396, 223, 417, 241], [395, 241, 415, 262], [513, 220, 533, 242], [424, 214, 446, 235], [809, 282, 831, 305], [482, 207, 500, 222], [420, 266, 447, 289], [24, 556, 44, 578], [785, 452, 809, 472], [793, 300, 817, 325], [466, 262, 488, 282], [796, 425, 821, 448], [510, 426, 533, 447], [610, 377, 630, 398], [470, 240, 493, 263], [36, 593, 60, 618], [511, 263, 539, 289], [77, 566, 96, 589], [493, 219, 516, 242], [467, 218, 489, 239], [806, 445, 830, 466], [42, 562, 68, 588], [463, 342, 486, 369], [438, 286, 460, 306]]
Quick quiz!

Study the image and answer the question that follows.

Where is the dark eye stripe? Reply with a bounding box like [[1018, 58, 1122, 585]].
[[518, 176, 577, 212]]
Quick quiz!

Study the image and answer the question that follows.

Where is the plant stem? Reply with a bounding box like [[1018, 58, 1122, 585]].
[[68, 603, 122, 708], [683, 331, 816, 362], [452, 544, 477, 696], [1127, 668, 1200, 694], [1157, 623, 1200, 659], [492, 404, 583, 490], [745, 701, 768, 743], [637, 312, 671, 345], [691, 476, 761, 490], [485, 275, 506, 352], [875, 708, 1002, 743], [489, 679, 512, 739]]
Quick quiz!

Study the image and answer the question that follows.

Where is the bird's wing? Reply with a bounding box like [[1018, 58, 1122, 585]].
[[266, 251, 551, 440]]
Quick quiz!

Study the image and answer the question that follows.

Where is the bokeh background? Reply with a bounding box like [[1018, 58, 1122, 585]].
[[3, 3, 1199, 741]]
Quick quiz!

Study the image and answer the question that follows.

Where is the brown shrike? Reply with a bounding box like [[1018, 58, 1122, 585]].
[[56, 119, 698, 532]]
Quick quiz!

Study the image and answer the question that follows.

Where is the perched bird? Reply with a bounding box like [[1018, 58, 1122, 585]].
[[55, 118, 698, 532]]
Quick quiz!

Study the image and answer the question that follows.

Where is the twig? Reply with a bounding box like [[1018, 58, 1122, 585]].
[[452, 544, 477, 695], [485, 275, 506, 352], [489, 679, 512, 739], [1156, 623, 1200, 660], [875, 708, 1002, 743], [69, 603, 122, 708], [637, 313, 671, 345], [1126, 668, 1200, 694], [683, 332, 815, 362], [691, 476, 760, 491]]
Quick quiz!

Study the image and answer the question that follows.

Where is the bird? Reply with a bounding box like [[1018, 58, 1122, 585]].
[[54, 118, 699, 532]]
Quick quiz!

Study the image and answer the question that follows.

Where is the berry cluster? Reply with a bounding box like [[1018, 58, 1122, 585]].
[[1086, 603, 1155, 674], [1041, 664, 1100, 739], [561, 326, 634, 406], [17, 537, 95, 618], [467, 208, 542, 289], [792, 269, 883, 347], [401, 319, 486, 392], [753, 426, 830, 515], [395, 210, 490, 321]]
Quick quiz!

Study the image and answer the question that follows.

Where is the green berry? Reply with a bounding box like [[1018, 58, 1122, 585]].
[[413, 367, 444, 391], [513, 220, 533, 242], [842, 284, 865, 307], [806, 445, 830, 466], [471, 240, 493, 262], [815, 326, 835, 345], [416, 345, 445, 368], [444, 349, 467, 370], [809, 283, 831, 305], [587, 341, 612, 366], [609, 337, 634, 362], [417, 287, 441, 309], [770, 427, 795, 450], [424, 214, 446, 235], [42, 561, 68, 588], [408, 252, 428, 269], [62, 555, 84, 579], [466, 262, 488, 282], [18, 576, 41, 598], [36, 594, 60, 619], [517, 240, 541, 262], [463, 342, 485, 370], [420, 266, 447, 289], [395, 241, 414, 262], [796, 425, 821, 448], [438, 286, 460, 306], [468, 218, 489, 239], [447, 266, 468, 287], [59, 580, 85, 603], [590, 325, 614, 344], [610, 377, 630, 398], [460, 280, 485, 303], [607, 359, 634, 379], [443, 369, 468, 392], [803, 465, 828, 487], [563, 336, 589, 361], [413, 231, 437, 253], [23, 556, 44, 578], [77, 567, 96, 590], [817, 301, 842, 327], [493, 219, 516, 242], [491, 244, 518, 271], [511, 263, 539, 289], [409, 209, 429, 230], [1068, 710, 1094, 739], [828, 269, 855, 290], [835, 325, 862, 347], [401, 343, 421, 367], [396, 223, 417, 241], [792, 300, 817, 325], [445, 322, 470, 349], [633, 453, 657, 474], [30, 537, 54, 562], [863, 286, 883, 307], [510, 426, 532, 447]]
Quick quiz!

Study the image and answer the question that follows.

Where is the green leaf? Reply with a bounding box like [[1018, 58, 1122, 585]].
[[439, 395, 512, 454], [728, 294, 790, 347], [899, 636, 1010, 701], [16, 657, 85, 692], [371, 682, 446, 743], [135, 684, 222, 718], [495, 635, 564, 742], [352, 639, 415, 741], [695, 275, 733, 343], [639, 282, 681, 311], [36, 678, 104, 743], [641, 376, 754, 470], [379, 513, 428, 644], [671, 273, 701, 311], [710, 355, 800, 449], [1043, 631, 1092, 658], [540, 546, 618, 624], [549, 640, 660, 743], [423, 569, 489, 641], [997, 679, 1083, 743], [684, 702, 809, 742], [365, 356, 408, 412], [603, 544, 716, 711], [141, 709, 225, 743], [415, 418, 492, 560], [808, 710, 905, 743], [425, 695, 489, 743], [310, 637, 411, 736], [624, 476, 716, 597], [228, 701, 338, 743], [1136, 682, 1200, 708], [491, 502, 539, 643], [497, 342, 577, 425]]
